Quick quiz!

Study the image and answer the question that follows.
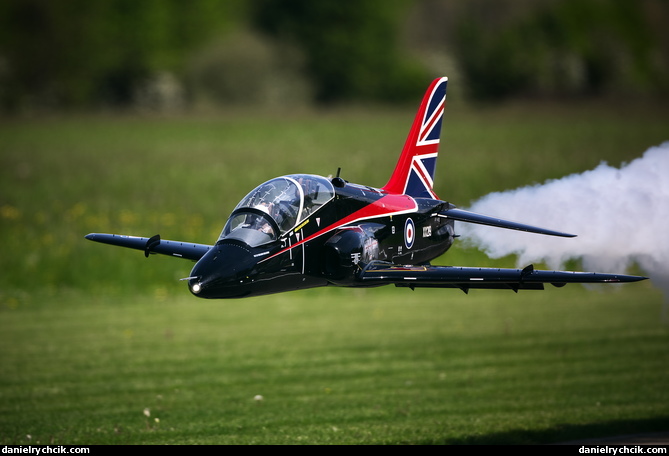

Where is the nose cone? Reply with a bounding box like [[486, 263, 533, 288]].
[[188, 240, 257, 298]]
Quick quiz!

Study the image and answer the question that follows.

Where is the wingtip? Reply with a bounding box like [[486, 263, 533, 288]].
[[610, 274, 649, 283]]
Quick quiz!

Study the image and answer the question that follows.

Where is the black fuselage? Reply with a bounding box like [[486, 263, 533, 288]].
[[188, 181, 455, 298]]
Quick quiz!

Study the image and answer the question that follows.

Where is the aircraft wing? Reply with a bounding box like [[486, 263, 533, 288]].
[[85, 233, 212, 261], [440, 207, 576, 238], [357, 261, 647, 293]]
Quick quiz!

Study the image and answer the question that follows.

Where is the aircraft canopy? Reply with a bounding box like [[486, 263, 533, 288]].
[[218, 174, 335, 246]]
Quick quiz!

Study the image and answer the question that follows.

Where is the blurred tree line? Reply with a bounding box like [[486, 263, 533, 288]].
[[449, 0, 669, 100], [0, 0, 246, 111], [0, 0, 667, 112]]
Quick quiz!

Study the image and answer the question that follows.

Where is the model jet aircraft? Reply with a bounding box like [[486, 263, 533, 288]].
[[86, 77, 646, 298]]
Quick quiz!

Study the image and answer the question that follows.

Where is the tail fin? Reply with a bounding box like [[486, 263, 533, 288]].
[[382, 77, 448, 199]]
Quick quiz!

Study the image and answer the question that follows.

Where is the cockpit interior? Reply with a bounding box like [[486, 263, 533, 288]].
[[218, 174, 335, 247]]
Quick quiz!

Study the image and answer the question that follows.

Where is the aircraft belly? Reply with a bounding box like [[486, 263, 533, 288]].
[[243, 272, 328, 298], [391, 243, 449, 266]]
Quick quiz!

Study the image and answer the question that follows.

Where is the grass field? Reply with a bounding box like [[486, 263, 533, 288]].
[[1, 100, 668, 444]]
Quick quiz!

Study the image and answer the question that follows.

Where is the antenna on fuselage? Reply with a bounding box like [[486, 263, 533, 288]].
[[332, 167, 346, 188]]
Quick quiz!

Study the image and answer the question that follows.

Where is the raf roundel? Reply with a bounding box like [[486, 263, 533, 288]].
[[404, 217, 415, 249]]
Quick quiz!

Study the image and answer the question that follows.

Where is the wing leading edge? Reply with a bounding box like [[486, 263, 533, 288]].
[[358, 261, 647, 293], [85, 233, 212, 261]]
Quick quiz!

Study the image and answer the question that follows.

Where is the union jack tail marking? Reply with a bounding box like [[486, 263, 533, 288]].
[[382, 77, 447, 199]]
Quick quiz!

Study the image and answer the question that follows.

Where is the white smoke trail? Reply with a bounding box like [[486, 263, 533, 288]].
[[459, 142, 669, 307]]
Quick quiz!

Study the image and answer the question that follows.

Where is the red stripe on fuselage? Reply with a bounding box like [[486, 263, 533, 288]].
[[259, 193, 417, 263]]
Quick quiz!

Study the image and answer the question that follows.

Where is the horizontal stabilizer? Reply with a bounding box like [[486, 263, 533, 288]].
[[85, 233, 211, 261], [441, 207, 576, 238], [357, 261, 647, 293]]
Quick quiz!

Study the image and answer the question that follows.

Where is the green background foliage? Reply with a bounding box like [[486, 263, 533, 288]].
[[251, 0, 427, 103], [0, 0, 244, 109], [453, 0, 667, 100], [1, 0, 668, 111]]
